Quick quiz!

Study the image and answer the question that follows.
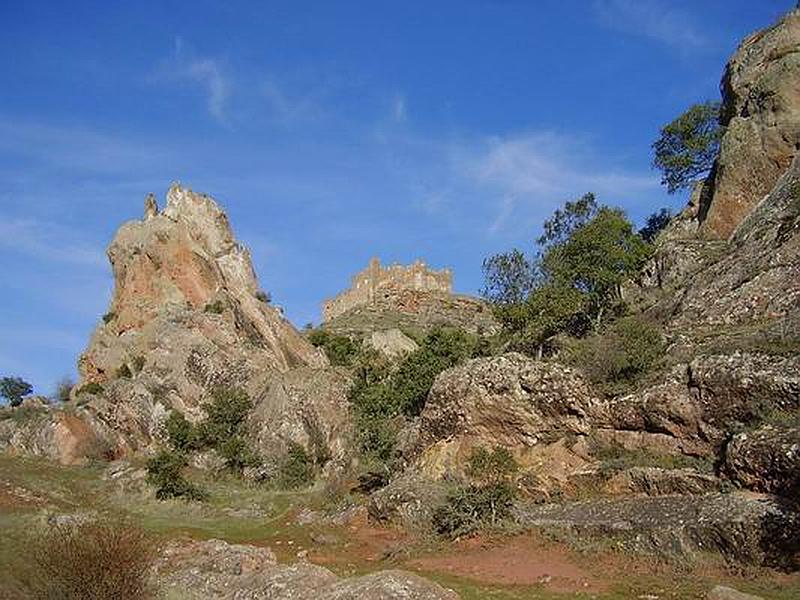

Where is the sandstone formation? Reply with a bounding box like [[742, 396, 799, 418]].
[[700, 9, 800, 239], [154, 538, 459, 599], [0, 185, 340, 464]]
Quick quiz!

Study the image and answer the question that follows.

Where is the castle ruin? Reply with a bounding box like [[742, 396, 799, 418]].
[[322, 257, 452, 322]]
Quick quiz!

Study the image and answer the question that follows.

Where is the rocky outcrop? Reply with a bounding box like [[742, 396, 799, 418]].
[[1, 185, 335, 463], [323, 290, 499, 339], [514, 493, 799, 568], [154, 538, 459, 599], [250, 367, 353, 473], [411, 354, 603, 488], [723, 425, 800, 497], [700, 9, 800, 239]]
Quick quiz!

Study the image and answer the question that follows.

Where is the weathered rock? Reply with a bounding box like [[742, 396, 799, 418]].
[[154, 538, 459, 599], [723, 425, 800, 497], [413, 354, 604, 479], [601, 353, 800, 459], [700, 9, 800, 239], [365, 328, 419, 359], [250, 366, 353, 473], [368, 471, 448, 531], [514, 493, 799, 568], [708, 586, 764, 600], [604, 467, 721, 497]]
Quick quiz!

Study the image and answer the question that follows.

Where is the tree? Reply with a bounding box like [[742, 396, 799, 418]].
[[652, 101, 721, 193], [0, 376, 33, 407], [639, 208, 673, 243], [520, 283, 588, 357], [538, 192, 599, 248], [54, 377, 74, 403], [481, 249, 534, 305], [548, 207, 651, 326]]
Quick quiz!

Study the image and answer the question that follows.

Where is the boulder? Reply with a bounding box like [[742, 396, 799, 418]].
[[708, 586, 764, 600], [368, 471, 448, 531], [723, 425, 800, 497], [365, 328, 419, 359], [413, 354, 604, 480]]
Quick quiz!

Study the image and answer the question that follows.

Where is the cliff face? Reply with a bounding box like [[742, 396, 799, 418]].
[[699, 9, 800, 239]]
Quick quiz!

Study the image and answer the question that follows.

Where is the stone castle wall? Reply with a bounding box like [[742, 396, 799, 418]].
[[322, 257, 452, 322]]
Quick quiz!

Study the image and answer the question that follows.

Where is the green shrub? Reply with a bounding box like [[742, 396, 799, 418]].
[[0, 376, 33, 407], [115, 363, 132, 379], [77, 382, 103, 396], [196, 386, 253, 447], [277, 442, 314, 489], [308, 329, 359, 366], [568, 315, 664, 393], [432, 446, 519, 538], [219, 436, 261, 472], [146, 450, 208, 501], [203, 300, 225, 314], [164, 411, 199, 452], [132, 355, 146, 373], [10, 520, 156, 600], [102, 311, 115, 324], [432, 482, 516, 538]]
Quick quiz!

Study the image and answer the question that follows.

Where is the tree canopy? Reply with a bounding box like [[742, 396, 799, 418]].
[[652, 101, 722, 193], [0, 376, 33, 407]]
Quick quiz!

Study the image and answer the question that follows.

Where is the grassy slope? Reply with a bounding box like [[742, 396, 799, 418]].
[[0, 454, 797, 600]]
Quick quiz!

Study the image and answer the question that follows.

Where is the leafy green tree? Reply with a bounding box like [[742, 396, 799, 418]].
[[652, 101, 721, 193], [481, 249, 534, 305], [537, 192, 599, 249], [518, 284, 588, 357], [546, 207, 651, 327], [197, 386, 253, 446], [164, 411, 199, 452], [0, 376, 33, 407], [639, 208, 673, 243]]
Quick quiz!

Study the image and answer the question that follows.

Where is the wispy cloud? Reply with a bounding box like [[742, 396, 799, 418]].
[[391, 94, 407, 123], [0, 218, 106, 268], [593, 0, 709, 50], [161, 37, 231, 121], [454, 131, 658, 235]]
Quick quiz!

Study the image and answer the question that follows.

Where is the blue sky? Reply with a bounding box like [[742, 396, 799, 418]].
[[0, 0, 792, 396]]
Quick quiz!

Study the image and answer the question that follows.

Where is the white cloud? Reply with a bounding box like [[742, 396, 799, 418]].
[[166, 37, 231, 121], [593, 0, 709, 50]]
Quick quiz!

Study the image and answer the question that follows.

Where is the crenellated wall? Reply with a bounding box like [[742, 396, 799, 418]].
[[322, 257, 452, 322]]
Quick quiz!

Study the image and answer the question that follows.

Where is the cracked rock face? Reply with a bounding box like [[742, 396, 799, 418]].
[[701, 9, 800, 240]]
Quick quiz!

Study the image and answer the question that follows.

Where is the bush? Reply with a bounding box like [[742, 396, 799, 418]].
[[102, 311, 115, 324], [115, 363, 132, 379], [432, 482, 516, 538], [203, 300, 225, 314], [10, 519, 156, 599], [308, 329, 359, 366], [432, 446, 519, 538], [164, 411, 199, 453], [277, 442, 314, 489], [196, 386, 253, 447], [219, 435, 261, 472], [131, 355, 146, 373], [0, 376, 33, 407], [76, 381, 103, 396], [54, 377, 74, 403], [568, 315, 664, 393], [146, 450, 208, 501]]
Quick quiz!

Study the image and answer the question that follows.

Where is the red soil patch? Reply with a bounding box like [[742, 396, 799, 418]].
[[410, 534, 608, 593]]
